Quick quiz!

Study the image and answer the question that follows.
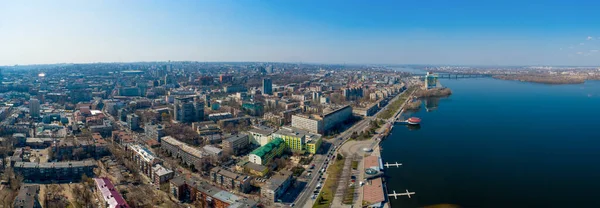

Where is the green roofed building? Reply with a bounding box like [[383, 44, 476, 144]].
[[249, 138, 286, 165]]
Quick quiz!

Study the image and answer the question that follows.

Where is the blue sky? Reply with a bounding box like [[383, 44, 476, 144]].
[[1, 0, 600, 66]]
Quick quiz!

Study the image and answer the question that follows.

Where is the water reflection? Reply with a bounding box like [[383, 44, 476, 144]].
[[424, 97, 441, 112], [406, 124, 421, 131]]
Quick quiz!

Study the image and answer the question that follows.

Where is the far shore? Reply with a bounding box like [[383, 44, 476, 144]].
[[493, 74, 586, 85]]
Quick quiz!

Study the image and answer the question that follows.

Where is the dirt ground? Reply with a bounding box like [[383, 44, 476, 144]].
[[28, 148, 50, 163]]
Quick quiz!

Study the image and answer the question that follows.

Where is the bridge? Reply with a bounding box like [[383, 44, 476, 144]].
[[384, 162, 402, 168], [389, 189, 416, 199], [413, 73, 493, 79]]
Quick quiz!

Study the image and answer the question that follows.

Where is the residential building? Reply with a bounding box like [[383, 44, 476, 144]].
[[144, 122, 165, 141], [243, 162, 269, 177], [223, 85, 247, 93], [151, 164, 174, 186], [262, 78, 272, 95], [126, 114, 140, 130], [217, 116, 252, 129], [321, 105, 352, 133], [202, 145, 223, 158], [219, 74, 233, 83], [89, 120, 113, 137], [241, 102, 264, 116], [12, 160, 97, 182], [94, 177, 130, 208], [209, 167, 252, 193], [248, 138, 285, 165], [207, 112, 233, 122], [160, 136, 206, 169], [222, 134, 249, 156], [353, 102, 379, 117], [291, 114, 323, 134], [170, 176, 257, 208], [29, 98, 40, 118], [261, 170, 293, 203], [128, 144, 160, 176], [173, 96, 204, 123], [13, 185, 41, 208]]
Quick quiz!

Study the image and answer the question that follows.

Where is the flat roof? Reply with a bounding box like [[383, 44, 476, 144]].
[[364, 156, 380, 170], [363, 177, 386, 204]]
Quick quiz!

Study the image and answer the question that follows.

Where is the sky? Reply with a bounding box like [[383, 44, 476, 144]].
[[1, 0, 600, 66]]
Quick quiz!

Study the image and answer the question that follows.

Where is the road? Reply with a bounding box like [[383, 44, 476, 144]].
[[295, 83, 412, 208]]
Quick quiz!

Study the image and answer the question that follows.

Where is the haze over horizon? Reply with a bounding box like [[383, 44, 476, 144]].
[[2, 0, 600, 66]]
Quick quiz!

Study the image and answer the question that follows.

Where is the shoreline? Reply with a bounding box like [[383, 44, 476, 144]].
[[493, 74, 586, 85]]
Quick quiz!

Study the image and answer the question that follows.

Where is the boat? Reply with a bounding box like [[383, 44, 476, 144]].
[[407, 117, 421, 125]]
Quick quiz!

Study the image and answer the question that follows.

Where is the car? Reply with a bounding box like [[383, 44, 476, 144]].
[[291, 203, 295, 207], [314, 190, 319, 194], [312, 194, 317, 199]]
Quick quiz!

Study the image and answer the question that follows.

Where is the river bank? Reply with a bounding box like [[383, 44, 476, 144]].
[[414, 88, 452, 98], [493, 74, 586, 84]]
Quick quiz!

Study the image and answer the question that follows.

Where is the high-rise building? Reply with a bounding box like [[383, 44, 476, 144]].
[[29, 99, 40, 118], [220, 74, 233, 83], [127, 114, 140, 130], [263, 78, 273, 95], [424, 72, 439, 89], [173, 96, 204, 123]]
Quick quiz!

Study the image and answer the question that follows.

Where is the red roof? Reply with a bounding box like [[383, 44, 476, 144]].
[[94, 177, 130, 208], [407, 117, 421, 123]]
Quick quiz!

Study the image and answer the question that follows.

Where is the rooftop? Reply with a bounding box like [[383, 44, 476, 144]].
[[250, 138, 284, 157], [94, 177, 130, 208], [225, 133, 248, 143], [14, 160, 97, 169], [363, 177, 386, 205], [161, 136, 205, 158], [152, 164, 173, 176], [248, 125, 275, 136], [13, 185, 39, 208], [129, 145, 156, 163], [266, 170, 293, 191]]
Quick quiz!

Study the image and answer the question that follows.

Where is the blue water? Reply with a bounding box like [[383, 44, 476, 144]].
[[382, 78, 600, 208]]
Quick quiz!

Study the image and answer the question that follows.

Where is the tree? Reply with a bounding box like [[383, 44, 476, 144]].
[[161, 112, 170, 122], [72, 184, 94, 208]]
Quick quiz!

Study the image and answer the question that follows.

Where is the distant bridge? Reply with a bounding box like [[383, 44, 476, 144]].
[[413, 73, 493, 79]]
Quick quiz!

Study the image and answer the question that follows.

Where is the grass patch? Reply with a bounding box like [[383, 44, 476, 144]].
[[342, 184, 356, 204], [291, 166, 306, 177], [351, 161, 359, 170], [377, 87, 417, 120], [313, 155, 345, 208]]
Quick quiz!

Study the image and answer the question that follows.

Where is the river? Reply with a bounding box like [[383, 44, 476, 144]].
[[381, 78, 600, 208]]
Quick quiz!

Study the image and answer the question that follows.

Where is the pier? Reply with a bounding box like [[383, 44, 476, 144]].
[[384, 162, 402, 168], [388, 189, 416, 199]]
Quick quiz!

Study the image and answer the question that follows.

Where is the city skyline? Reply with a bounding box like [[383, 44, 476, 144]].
[[2, 0, 600, 66]]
